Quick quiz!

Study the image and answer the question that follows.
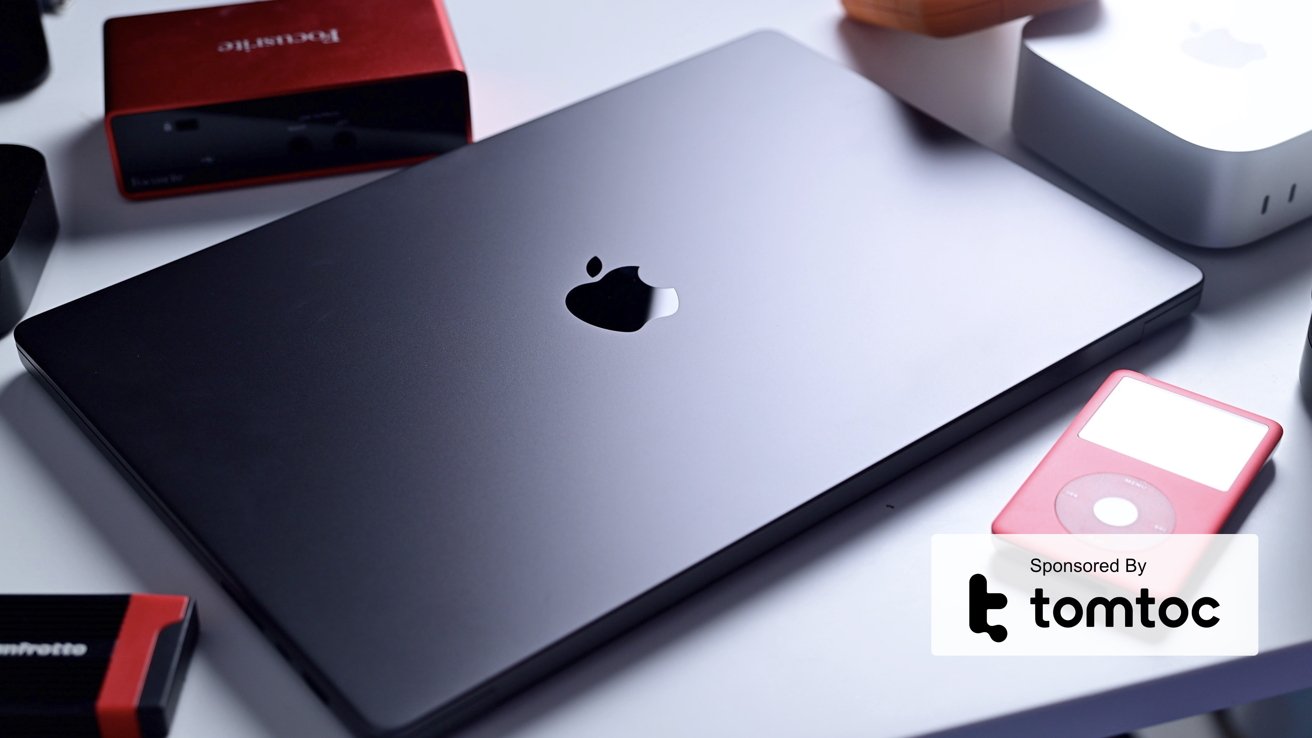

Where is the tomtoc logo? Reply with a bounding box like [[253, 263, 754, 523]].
[[217, 28, 341, 54], [968, 574, 1008, 642], [0, 641, 88, 657], [932, 535, 1258, 657]]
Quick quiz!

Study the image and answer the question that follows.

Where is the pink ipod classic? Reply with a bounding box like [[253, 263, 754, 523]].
[[993, 370, 1282, 535]]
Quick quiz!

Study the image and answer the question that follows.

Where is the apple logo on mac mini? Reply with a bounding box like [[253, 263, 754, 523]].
[[565, 256, 679, 333], [1181, 24, 1266, 69]]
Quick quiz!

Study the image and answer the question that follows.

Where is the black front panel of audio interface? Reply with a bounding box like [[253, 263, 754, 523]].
[[112, 74, 469, 194]]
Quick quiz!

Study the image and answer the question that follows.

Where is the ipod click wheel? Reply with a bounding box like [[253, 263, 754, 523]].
[[993, 370, 1282, 535]]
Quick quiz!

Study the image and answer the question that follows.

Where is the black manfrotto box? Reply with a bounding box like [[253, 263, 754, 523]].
[[0, 594, 198, 738]]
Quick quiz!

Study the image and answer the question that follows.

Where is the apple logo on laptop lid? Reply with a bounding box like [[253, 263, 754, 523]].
[[565, 256, 679, 333]]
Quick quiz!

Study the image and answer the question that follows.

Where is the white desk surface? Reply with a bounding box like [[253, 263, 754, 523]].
[[3, 2, 1312, 737]]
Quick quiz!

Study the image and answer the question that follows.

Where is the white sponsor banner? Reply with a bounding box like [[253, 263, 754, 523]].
[[931, 534, 1257, 656]]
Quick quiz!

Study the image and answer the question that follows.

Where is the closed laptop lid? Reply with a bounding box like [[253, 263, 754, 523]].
[[15, 32, 1201, 737]]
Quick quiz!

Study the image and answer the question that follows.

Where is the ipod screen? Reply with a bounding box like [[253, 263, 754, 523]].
[[1077, 376, 1269, 491]]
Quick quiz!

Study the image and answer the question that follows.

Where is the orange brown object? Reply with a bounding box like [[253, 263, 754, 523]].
[[842, 0, 1091, 37]]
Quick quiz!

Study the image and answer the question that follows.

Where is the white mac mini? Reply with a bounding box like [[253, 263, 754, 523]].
[[1014, 0, 1312, 248]]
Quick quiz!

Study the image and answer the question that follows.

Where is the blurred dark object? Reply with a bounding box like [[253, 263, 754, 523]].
[[0, 145, 58, 336], [1302, 292, 1312, 411], [0, 0, 50, 97]]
